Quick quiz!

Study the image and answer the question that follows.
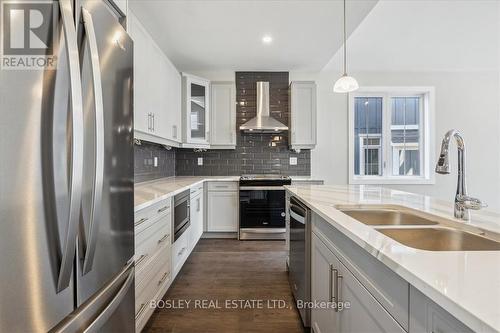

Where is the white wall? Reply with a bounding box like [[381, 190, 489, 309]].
[[313, 0, 500, 212], [313, 70, 500, 211]]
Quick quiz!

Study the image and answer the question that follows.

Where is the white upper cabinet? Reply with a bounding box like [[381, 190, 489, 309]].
[[128, 12, 152, 135], [210, 82, 236, 149], [182, 74, 210, 148], [151, 44, 169, 140], [167, 62, 182, 143], [289, 81, 317, 151], [128, 11, 182, 146]]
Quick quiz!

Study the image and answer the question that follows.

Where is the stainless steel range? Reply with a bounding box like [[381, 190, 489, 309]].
[[239, 175, 292, 240]]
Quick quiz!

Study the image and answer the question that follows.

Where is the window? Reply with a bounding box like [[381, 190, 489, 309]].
[[349, 87, 435, 185]]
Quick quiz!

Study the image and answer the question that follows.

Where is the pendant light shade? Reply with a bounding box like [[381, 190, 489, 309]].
[[334, 74, 359, 93], [334, 0, 358, 93]]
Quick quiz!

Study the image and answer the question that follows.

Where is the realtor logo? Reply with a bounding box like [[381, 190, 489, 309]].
[[1, 0, 58, 70]]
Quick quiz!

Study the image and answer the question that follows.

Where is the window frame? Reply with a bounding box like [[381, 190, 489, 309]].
[[358, 134, 382, 176], [348, 86, 435, 185]]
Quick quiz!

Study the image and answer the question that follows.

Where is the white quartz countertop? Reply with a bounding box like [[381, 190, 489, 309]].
[[134, 176, 240, 211], [135, 176, 324, 211], [289, 176, 324, 182], [284, 184, 500, 333]]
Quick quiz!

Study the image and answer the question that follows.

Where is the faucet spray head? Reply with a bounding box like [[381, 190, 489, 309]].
[[435, 153, 450, 174], [435, 131, 454, 174]]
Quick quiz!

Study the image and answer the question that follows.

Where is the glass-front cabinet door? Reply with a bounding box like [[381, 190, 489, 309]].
[[182, 74, 210, 146]]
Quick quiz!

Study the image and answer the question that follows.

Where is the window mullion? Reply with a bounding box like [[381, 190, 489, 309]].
[[383, 93, 392, 178]]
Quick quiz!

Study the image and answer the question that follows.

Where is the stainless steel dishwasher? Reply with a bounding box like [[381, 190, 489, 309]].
[[288, 196, 311, 328]]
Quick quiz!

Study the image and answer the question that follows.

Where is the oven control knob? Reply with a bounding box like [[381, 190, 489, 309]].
[[281, 212, 286, 217]]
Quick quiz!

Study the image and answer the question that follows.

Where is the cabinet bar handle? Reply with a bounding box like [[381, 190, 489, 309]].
[[136, 254, 148, 266], [337, 274, 343, 312], [329, 265, 334, 303], [157, 205, 169, 213], [135, 303, 147, 320], [332, 268, 343, 312], [332, 268, 338, 308], [134, 217, 148, 227], [158, 272, 169, 286], [178, 247, 187, 256], [157, 234, 169, 245]]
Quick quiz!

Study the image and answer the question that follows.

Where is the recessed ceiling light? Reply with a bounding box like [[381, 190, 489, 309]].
[[262, 35, 273, 44]]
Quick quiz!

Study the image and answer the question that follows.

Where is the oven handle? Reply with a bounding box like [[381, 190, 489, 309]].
[[239, 186, 285, 191]]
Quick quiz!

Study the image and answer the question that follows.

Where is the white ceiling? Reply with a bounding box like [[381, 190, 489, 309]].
[[128, 0, 378, 72], [325, 0, 500, 72]]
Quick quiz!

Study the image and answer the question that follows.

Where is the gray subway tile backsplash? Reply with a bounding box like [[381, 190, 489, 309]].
[[134, 71, 311, 182], [134, 141, 175, 183]]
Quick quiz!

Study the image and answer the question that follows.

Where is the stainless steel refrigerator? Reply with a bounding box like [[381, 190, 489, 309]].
[[0, 0, 134, 331]]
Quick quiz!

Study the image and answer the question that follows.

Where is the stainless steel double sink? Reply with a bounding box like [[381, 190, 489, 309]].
[[337, 206, 500, 251]]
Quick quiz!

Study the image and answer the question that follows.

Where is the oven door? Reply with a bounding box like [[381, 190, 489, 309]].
[[239, 187, 286, 228]]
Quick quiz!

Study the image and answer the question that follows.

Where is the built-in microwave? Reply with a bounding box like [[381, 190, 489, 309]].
[[174, 190, 190, 241]]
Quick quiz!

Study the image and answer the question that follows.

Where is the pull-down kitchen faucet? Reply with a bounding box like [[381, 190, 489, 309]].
[[435, 129, 486, 220]]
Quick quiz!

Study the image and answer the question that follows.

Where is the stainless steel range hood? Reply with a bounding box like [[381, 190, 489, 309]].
[[239, 81, 288, 133]]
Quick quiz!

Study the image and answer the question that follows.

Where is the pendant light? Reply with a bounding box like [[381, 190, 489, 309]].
[[334, 0, 359, 93]]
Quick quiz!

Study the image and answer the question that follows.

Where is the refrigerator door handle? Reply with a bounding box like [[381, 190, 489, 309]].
[[49, 261, 135, 333], [83, 263, 135, 333], [57, 0, 84, 293], [80, 7, 105, 276]]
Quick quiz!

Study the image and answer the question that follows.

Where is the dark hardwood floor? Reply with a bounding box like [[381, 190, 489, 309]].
[[144, 239, 305, 333]]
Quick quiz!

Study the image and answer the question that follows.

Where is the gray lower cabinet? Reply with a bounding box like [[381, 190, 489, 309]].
[[310, 212, 475, 333], [312, 233, 405, 333], [311, 233, 338, 333], [409, 286, 474, 333]]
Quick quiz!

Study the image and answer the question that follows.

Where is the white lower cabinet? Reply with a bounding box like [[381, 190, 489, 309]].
[[312, 233, 405, 333], [207, 182, 238, 232], [189, 185, 204, 250], [172, 228, 190, 279], [134, 198, 172, 332]]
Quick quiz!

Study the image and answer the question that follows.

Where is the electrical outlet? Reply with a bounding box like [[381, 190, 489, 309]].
[[198, 157, 203, 166], [154, 157, 158, 167], [289, 157, 298, 166]]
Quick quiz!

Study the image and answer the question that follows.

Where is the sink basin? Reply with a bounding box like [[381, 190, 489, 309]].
[[376, 227, 500, 251], [340, 208, 438, 226]]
